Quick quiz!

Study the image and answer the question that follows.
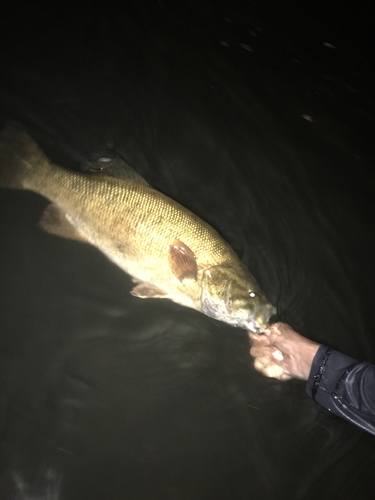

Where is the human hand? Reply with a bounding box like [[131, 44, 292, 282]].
[[248, 322, 320, 381]]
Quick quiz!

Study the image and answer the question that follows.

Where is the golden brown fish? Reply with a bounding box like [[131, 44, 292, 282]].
[[0, 123, 276, 332]]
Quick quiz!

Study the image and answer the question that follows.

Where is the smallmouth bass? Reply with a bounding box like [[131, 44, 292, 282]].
[[0, 123, 276, 332]]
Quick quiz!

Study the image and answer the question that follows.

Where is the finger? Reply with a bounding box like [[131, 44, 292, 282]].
[[265, 324, 282, 336], [253, 356, 271, 370], [264, 331, 286, 346], [248, 331, 270, 344], [262, 327, 271, 336], [250, 345, 272, 358], [271, 348, 284, 361], [263, 363, 285, 379], [248, 330, 261, 339], [264, 364, 292, 380]]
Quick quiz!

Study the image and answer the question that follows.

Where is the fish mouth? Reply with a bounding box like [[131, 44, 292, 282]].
[[247, 317, 263, 334], [249, 304, 277, 334]]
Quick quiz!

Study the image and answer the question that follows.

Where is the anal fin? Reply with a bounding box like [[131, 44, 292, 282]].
[[38, 204, 88, 243]]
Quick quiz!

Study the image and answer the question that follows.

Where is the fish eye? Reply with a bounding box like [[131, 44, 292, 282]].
[[249, 291, 256, 298]]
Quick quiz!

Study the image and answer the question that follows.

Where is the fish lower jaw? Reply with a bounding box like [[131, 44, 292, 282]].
[[247, 318, 264, 334]]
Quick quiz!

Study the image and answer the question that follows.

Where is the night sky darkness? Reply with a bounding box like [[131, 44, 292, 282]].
[[0, 1, 374, 499]]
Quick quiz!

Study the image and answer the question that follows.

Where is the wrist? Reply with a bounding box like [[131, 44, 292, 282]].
[[301, 342, 320, 380]]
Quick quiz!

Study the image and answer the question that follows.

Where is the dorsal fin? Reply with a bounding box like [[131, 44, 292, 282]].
[[82, 157, 150, 186]]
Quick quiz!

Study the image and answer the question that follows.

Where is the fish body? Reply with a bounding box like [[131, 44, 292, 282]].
[[0, 123, 276, 332]]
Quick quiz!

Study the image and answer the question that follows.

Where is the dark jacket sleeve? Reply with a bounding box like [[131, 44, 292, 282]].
[[306, 345, 375, 436]]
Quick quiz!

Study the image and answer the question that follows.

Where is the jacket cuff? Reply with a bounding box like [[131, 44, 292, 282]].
[[306, 345, 359, 400]]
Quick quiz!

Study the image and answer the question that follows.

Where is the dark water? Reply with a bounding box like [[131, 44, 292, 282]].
[[0, 1, 374, 499]]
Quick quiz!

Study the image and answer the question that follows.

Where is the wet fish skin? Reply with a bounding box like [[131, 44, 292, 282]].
[[0, 123, 276, 332]]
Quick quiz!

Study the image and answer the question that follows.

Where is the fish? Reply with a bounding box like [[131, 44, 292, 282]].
[[0, 122, 276, 332]]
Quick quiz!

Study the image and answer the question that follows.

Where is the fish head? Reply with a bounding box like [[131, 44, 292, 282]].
[[201, 265, 276, 332]]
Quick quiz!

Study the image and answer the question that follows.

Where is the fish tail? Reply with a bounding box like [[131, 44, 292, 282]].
[[0, 122, 45, 189]]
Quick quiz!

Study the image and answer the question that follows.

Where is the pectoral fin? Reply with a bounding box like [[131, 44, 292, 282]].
[[130, 283, 168, 299], [168, 240, 198, 282], [38, 204, 88, 242]]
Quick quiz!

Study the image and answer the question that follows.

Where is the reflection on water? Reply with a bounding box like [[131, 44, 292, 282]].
[[0, 1, 374, 499]]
